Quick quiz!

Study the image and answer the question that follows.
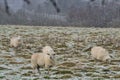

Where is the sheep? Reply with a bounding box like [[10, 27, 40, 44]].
[[10, 36, 22, 48], [91, 46, 111, 63], [31, 46, 56, 74]]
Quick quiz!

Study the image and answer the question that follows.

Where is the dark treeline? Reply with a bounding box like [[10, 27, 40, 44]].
[[0, 0, 120, 27]]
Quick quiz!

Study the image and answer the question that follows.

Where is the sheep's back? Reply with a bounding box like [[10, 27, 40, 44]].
[[91, 46, 109, 60], [91, 47, 104, 59], [10, 38, 19, 47]]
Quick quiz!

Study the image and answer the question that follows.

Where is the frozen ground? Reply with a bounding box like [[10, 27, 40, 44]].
[[0, 25, 120, 80]]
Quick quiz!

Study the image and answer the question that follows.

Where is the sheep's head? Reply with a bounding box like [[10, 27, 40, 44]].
[[105, 51, 111, 63], [103, 55, 111, 63], [16, 36, 22, 44], [43, 46, 55, 60], [42, 46, 54, 54], [47, 52, 56, 60]]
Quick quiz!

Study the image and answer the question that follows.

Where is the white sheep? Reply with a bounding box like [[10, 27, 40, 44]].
[[31, 46, 55, 74], [10, 36, 22, 48], [91, 46, 111, 62]]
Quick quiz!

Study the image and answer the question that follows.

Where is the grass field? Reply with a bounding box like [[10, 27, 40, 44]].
[[0, 25, 120, 80]]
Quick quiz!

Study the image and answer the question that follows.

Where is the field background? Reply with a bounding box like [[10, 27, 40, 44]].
[[0, 25, 120, 80]]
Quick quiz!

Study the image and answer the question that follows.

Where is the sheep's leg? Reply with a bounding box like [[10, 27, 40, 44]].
[[45, 65, 50, 74], [44, 68, 50, 74], [33, 68, 36, 74], [37, 65, 41, 75], [47, 66, 52, 74], [32, 65, 36, 74]]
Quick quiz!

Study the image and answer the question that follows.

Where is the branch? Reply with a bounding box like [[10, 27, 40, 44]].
[[101, 0, 105, 5], [90, 0, 95, 2], [4, 0, 10, 15], [50, 0, 60, 13], [23, 0, 30, 4]]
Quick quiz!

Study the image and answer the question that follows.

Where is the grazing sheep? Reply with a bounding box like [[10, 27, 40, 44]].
[[31, 46, 55, 74], [10, 36, 22, 48], [91, 46, 111, 62]]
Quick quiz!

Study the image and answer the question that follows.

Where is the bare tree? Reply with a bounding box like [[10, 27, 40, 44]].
[[23, 0, 31, 4], [90, 0, 105, 5], [49, 0, 60, 13], [4, 0, 31, 15], [4, 0, 60, 15], [4, 0, 10, 15]]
